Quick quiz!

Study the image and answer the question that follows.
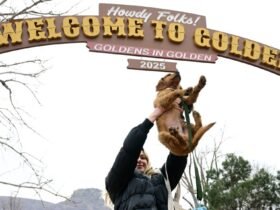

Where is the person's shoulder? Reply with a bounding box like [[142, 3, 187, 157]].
[[152, 168, 162, 175]]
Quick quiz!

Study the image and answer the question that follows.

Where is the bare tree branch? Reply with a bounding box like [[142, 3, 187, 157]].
[[0, 59, 45, 70], [6, 79, 42, 104], [0, 0, 86, 22], [8, 0, 51, 20], [0, 0, 8, 6], [0, 79, 42, 137], [0, 0, 88, 202], [0, 139, 42, 181], [0, 137, 71, 201], [0, 108, 20, 139], [180, 126, 229, 209], [0, 180, 71, 201], [28, 1, 88, 16], [181, 155, 199, 208], [182, 196, 194, 209]]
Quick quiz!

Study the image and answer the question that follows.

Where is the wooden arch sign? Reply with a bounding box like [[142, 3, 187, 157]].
[[1, 3, 280, 75]]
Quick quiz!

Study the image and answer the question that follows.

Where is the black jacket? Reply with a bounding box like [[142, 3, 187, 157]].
[[105, 119, 187, 210]]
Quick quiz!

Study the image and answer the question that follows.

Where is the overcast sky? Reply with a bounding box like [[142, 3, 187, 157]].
[[1, 0, 280, 205]]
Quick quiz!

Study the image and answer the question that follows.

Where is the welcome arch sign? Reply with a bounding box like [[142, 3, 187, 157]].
[[1, 3, 280, 75]]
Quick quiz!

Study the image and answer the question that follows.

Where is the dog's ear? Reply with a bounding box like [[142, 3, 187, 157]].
[[156, 73, 172, 91], [156, 79, 167, 91], [156, 73, 181, 91]]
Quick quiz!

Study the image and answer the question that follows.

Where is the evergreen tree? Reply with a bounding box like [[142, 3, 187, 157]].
[[204, 153, 280, 209]]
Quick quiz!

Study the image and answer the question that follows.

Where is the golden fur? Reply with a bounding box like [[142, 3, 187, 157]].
[[154, 72, 215, 156]]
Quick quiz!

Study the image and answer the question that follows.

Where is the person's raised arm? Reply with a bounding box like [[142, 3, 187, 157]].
[[161, 153, 188, 191], [148, 107, 165, 123], [105, 107, 165, 202]]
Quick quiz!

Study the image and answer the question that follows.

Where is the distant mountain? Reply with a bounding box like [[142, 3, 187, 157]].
[[0, 188, 111, 210]]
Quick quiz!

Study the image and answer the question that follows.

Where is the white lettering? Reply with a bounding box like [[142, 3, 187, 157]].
[[204, 54, 213, 61], [103, 44, 112, 51], [152, 49, 164, 56], [93, 43, 103, 50], [119, 46, 127, 53], [157, 11, 169, 20], [190, 53, 197, 60], [157, 10, 202, 26], [106, 6, 152, 22], [118, 9, 125, 16], [87, 42, 216, 62], [107, 6, 120, 16]]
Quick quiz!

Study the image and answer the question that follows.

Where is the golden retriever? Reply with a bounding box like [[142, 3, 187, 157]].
[[154, 72, 215, 156]]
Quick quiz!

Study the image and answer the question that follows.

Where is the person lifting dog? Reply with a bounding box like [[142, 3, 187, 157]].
[[105, 72, 214, 210]]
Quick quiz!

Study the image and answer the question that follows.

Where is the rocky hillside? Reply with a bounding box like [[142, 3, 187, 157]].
[[0, 188, 111, 210]]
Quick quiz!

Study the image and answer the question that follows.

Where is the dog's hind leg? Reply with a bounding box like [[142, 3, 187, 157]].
[[169, 127, 186, 146], [159, 131, 180, 147], [191, 122, 215, 150], [159, 131, 188, 153], [192, 110, 203, 133]]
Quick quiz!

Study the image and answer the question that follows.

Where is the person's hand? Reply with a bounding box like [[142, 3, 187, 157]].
[[148, 107, 166, 123]]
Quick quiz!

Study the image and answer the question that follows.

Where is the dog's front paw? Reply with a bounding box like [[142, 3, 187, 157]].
[[198, 75, 206, 89], [174, 89, 185, 97], [184, 87, 193, 96]]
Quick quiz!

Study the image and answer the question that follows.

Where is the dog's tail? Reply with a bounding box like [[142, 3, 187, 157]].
[[191, 122, 215, 150]]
